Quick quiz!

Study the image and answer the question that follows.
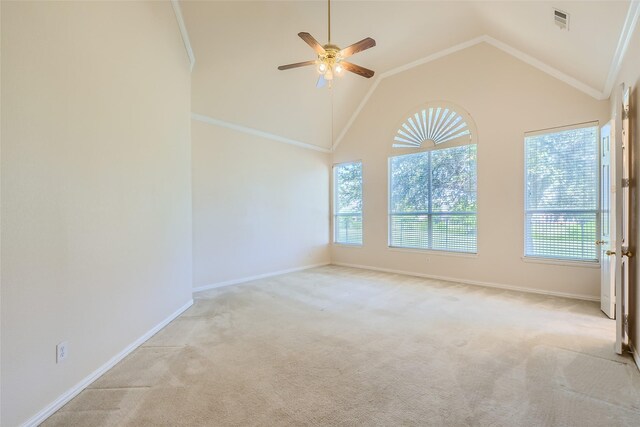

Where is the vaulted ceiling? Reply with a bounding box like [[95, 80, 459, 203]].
[[181, 1, 635, 150]]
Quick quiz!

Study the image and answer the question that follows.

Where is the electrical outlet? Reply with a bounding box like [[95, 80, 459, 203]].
[[56, 341, 68, 363]]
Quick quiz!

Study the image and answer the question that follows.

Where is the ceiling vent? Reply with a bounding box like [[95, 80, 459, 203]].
[[554, 9, 569, 30]]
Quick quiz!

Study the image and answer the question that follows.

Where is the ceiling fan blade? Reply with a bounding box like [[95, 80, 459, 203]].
[[316, 75, 327, 88], [278, 60, 316, 71], [340, 37, 376, 58], [341, 62, 375, 78], [298, 32, 326, 55]]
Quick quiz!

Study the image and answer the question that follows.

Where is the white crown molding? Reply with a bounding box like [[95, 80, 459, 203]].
[[382, 36, 488, 82], [332, 35, 606, 151], [332, 78, 381, 152], [21, 300, 194, 427], [603, 1, 640, 98], [483, 36, 605, 100], [192, 112, 332, 153], [332, 36, 486, 151], [171, 0, 195, 72], [193, 262, 331, 293], [332, 262, 600, 302]]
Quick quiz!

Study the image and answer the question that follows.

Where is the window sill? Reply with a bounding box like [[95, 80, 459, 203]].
[[387, 247, 478, 258], [521, 256, 600, 269], [333, 243, 363, 248]]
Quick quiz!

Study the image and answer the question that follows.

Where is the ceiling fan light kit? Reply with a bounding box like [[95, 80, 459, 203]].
[[278, 0, 376, 88]]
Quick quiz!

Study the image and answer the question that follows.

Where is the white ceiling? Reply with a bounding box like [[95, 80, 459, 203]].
[[181, 1, 632, 150]]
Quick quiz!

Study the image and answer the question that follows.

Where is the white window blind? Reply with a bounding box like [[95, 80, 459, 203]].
[[334, 162, 363, 245], [524, 124, 598, 261], [389, 145, 477, 253]]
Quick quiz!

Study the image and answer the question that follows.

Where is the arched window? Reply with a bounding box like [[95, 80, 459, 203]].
[[389, 102, 478, 253]]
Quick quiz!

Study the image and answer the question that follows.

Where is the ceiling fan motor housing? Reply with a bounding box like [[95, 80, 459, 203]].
[[319, 44, 342, 64]]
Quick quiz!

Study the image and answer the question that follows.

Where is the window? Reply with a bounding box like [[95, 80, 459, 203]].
[[389, 144, 477, 253], [524, 124, 598, 261], [333, 161, 363, 245]]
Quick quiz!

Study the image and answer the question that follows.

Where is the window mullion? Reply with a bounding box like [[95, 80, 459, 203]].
[[427, 150, 433, 250]]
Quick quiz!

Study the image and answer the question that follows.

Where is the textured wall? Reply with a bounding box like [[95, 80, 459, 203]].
[[191, 120, 330, 289], [1, 2, 193, 425]]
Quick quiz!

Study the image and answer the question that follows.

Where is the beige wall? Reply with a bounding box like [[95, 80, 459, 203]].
[[332, 42, 610, 300], [1, 2, 193, 426], [191, 120, 330, 289], [613, 21, 640, 356]]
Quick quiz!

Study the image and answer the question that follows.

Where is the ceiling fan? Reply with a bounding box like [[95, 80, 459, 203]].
[[277, 0, 376, 88]]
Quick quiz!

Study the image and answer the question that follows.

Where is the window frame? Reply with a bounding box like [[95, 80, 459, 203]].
[[522, 121, 600, 265], [332, 160, 364, 247], [387, 144, 478, 255]]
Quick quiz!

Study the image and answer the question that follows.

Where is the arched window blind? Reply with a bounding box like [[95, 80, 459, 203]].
[[389, 103, 477, 253], [393, 106, 472, 148]]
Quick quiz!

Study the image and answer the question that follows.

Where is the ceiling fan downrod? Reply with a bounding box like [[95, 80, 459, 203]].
[[328, 0, 331, 44]]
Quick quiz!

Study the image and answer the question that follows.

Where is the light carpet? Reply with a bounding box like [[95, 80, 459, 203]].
[[44, 265, 640, 426]]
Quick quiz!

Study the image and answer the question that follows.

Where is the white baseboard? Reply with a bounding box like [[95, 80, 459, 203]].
[[21, 299, 194, 427], [331, 262, 600, 302], [193, 262, 331, 293], [630, 341, 640, 372]]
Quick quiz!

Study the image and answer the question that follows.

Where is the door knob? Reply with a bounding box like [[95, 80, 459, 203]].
[[606, 250, 616, 256], [595, 240, 605, 245]]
